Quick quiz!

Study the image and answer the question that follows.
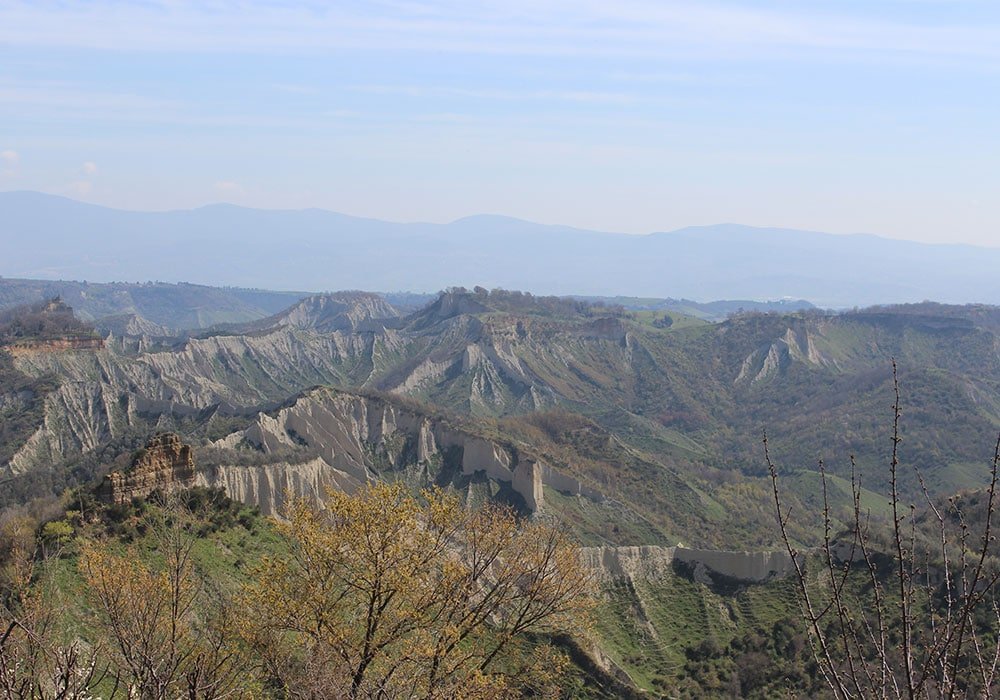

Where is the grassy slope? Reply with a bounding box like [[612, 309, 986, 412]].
[[38, 492, 626, 699], [592, 569, 807, 697]]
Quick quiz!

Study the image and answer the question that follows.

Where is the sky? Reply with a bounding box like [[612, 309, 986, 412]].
[[1, 1, 999, 245]]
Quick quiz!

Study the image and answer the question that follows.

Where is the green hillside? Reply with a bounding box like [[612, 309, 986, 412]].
[[9, 482, 824, 699], [5, 288, 1000, 547], [3, 288, 1000, 696]]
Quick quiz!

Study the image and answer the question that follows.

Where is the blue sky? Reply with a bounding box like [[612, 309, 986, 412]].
[[1, 1, 998, 245]]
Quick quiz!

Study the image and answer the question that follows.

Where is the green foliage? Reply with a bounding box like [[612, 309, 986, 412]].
[[447, 286, 629, 319], [2, 486, 608, 699], [675, 619, 819, 698], [39, 518, 73, 546]]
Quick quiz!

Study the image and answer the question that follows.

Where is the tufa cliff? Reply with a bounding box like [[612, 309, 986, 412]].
[[97, 432, 196, 504], [203, 387, 603, 517], [5, 336, 104, 356], [581, 544, 794, 585]]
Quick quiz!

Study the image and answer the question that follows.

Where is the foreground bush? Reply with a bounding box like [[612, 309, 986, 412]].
[[240, 482, 594, 698]]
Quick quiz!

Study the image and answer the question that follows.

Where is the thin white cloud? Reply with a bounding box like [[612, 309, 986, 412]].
[[65, 161, 98, 196], [0, 1, 998, 67], [271, 83, 321, 95], [0, 80, 179, 112], [352, 84, 638, 104], [0, 78, 333, 130], [0, 149, 18, 175], [213, 181, 245, 197]]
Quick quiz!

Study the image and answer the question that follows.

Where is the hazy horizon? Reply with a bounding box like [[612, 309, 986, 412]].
[[2, 1, 999, 247], [4, 190, 999, 307]]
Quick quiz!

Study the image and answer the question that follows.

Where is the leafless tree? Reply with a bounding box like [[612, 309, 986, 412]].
[[0, 522, 116, 699], [766, 360, 1000, 698], [80, 496, 252, 699]]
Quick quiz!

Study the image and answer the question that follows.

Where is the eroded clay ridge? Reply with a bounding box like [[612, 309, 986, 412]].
[[205, 387, 604, 516]]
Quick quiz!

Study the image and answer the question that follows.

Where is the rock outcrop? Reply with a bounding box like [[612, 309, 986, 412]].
[[582, 544, 793, 585], [97, 433, 196, 504], [4, 337, 104, 356], [674, 546, 795, 583]]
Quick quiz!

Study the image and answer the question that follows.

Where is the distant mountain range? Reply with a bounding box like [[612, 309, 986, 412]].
[[2, 190, 998, 307]]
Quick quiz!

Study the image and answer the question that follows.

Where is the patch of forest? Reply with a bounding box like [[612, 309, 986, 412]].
[[0, 298, 98, 343]]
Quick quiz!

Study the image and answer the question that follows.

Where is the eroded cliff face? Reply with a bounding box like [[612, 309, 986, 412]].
[[4, 337, 105, 356], [7, 373, 139, 474], [581, 544, 793, 585], [194, 457, 359, 517], [94, 429, 792, 586], [5, 324, 399, 473], [377, 310, 644, 417], [203, 387, 602, 515], [673, 546, 794, 583], [735, 326, 830, 385], [95, 314, 174, 338], [4, 293, 652, 475], [97, 432, 196, 504], [581, 545, 677, 583]]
